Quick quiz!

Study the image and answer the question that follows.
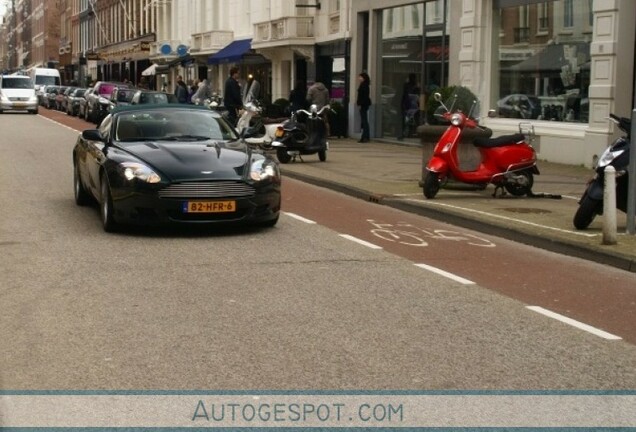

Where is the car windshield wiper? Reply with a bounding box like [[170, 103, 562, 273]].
[[154, 135, 212, 141]]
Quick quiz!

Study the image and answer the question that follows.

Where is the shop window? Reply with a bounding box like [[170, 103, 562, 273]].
[[495, 0, 590, 123]]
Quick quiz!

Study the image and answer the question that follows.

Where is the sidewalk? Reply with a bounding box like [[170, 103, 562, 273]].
[[276, 137, 636, 273]]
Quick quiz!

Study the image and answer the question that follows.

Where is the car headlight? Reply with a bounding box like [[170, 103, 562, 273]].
[[250, 159, 280, 182], [450, 113, 464, 126], [120, 162, 161, 183]]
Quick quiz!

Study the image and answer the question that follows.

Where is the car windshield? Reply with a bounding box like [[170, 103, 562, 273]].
[[2, 77, 34, 89], [115, 110, 239, 142]]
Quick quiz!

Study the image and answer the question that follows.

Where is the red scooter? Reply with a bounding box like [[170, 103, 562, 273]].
[[423, 92, 539, 199]]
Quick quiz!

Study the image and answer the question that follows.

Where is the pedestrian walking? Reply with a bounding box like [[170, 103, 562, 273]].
[[224, 67, 242, 126], [356, 72, 372, 143], [174, 75, 188, 104]]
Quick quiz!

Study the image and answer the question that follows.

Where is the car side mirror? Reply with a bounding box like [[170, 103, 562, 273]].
[[82, 129, 104, 142]]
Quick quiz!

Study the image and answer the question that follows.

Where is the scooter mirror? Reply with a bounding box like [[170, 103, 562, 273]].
[[434, 92, 442, 102]]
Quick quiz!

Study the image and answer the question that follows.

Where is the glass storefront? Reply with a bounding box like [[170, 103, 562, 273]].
[[378, 1, 449, 139], [494, 0, 592, 123]]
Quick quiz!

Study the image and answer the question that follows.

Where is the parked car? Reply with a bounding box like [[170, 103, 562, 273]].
[[85, 81, 131, 124], [44, 85, 60, 109], [59, 86, 76, 112], [72, 104, 281, 231], [0, 74, 38, 114], [78, 87, 93, 119], [66, 87, 87, 116], [130, 90, 178, 105], [496, 94, 542, 119], [107, 87, 136, 113]]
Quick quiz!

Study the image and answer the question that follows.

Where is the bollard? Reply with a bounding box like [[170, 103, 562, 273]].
[[602, 165, 617, 245]]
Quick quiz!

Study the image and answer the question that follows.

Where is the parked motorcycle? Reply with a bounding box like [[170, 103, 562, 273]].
[[573, 113, 632, 230], [423, 92, 539, 199], [270, 104, 331, 163], [235, 80, 285, 150]]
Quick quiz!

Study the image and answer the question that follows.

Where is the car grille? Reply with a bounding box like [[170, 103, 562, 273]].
[[9, 97, 29, 101], [158, 181, 255, 199]]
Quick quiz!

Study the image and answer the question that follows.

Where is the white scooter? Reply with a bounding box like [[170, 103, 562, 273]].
[[235, 80, 286, 150]]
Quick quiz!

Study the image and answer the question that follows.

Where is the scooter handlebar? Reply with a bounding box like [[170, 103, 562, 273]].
[[295, 105, 333, 117]]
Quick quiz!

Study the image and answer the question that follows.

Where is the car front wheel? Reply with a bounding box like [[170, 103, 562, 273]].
[[100, 173, 118, 232]]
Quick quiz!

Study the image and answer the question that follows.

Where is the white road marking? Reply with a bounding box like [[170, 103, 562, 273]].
[[414, 263, 475, 285], [406, 198, 598, 237], [283, 212, 317, 224], [526, 306, 622, 340], [339, 234, 383, 249]]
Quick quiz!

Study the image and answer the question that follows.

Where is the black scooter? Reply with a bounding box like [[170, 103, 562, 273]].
[[573, 113, 632, 229], [270, 104, 330, 163]]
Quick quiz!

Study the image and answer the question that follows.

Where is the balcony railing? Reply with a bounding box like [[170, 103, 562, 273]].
[[253, 16, 314, 45], [191, 30, 234, 53]]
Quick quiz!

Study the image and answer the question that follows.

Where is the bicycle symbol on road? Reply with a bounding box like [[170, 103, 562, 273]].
[[368, 219, 496, 248]]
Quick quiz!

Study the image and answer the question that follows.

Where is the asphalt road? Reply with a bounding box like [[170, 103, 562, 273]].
[[1, 111, 636, 391]]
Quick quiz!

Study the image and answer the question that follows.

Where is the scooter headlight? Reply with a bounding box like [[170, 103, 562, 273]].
[[450, 113, 464, 126], [597, 149, 625, 168]]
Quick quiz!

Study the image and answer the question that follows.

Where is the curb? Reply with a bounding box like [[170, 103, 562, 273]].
[[281, 169, 636, 274]]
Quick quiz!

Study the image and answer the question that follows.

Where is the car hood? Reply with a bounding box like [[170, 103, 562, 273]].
[[118, 140, 252, 181]]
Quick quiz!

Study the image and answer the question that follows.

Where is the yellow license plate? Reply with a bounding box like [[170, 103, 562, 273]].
[[13, 103, 26, 108], [183, 200, 236, 213]]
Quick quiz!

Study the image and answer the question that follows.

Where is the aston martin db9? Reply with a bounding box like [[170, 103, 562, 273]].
[[73, 104, 281, 231]]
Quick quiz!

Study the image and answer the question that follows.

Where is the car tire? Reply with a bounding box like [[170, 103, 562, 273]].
[[74, 163, 91, 206], [258, 215, 279, 228], [100, 172, 118, 232]]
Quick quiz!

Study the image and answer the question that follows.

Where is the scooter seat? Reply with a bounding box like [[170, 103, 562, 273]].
[[473, 133, 526, 148]]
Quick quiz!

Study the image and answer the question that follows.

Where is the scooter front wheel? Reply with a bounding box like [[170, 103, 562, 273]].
[[423, 171, 441, 199], [276, 148, 292, 164], [318, 149, 327, 162], [573, 193, 602, 230]]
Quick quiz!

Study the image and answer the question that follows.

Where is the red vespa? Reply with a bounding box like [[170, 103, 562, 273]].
[[423, 92, 539, 199]]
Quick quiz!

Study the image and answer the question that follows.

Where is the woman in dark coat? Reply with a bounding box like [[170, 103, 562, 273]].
[[356, 72, 371, 143], [288, 79, 307, 113]]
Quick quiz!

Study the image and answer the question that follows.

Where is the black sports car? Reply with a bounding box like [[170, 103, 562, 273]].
[[73, 104, 281, 231]]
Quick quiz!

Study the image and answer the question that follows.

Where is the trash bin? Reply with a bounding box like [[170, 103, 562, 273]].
[[418, 124, 492, 187]]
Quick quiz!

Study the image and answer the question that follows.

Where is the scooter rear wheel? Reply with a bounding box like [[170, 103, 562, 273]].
[[318, 150, 327, 162], [504, 170, 534, 196], [423, 171, 441, 199], [573, 193, 602, 230]]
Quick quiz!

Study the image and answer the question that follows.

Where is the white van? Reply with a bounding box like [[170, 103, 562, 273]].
[[0, 74, 39, 114], [29, 67, 62, 89]]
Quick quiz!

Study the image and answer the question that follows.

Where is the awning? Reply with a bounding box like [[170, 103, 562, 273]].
[[141, 63, 169, 76], [208, 38, 253, 65], [141, 63, 158, 76], [509, 43, 589, 73]]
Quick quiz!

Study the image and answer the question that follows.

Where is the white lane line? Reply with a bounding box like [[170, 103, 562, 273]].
[[414, 263, 475, 285], [339, 234, 383, 249], [283, 212, 316, 224], [526, 306, 622, 340], [405, 198, 598, 237]]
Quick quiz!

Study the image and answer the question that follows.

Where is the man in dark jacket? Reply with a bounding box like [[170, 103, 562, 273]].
[[224, 67, 242, 126], [174, 75, 188, 104]]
